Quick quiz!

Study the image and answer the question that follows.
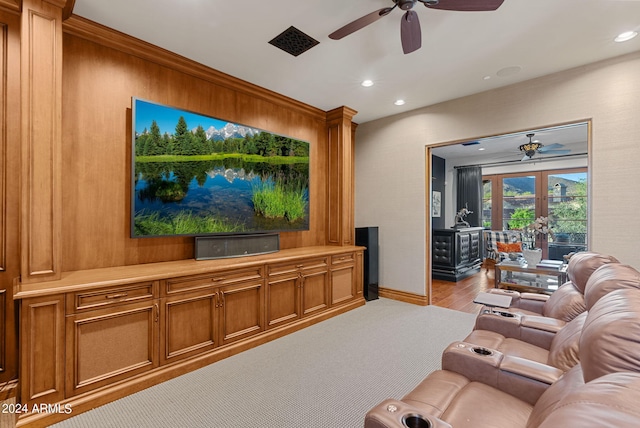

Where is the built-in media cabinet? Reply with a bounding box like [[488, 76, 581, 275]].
[[13, 246, 364, 427]]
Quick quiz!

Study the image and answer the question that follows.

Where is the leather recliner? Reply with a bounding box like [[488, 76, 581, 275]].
[[364, 288, 640, 428]]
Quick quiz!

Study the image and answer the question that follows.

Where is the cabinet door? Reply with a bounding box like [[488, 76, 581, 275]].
[[219, 280, 264, 346], [301, 268, 329, 317], [331, 253, 356, 306], [160, 289, 218, 365], [65, 300, 159, 397], [457, 233, 471, 264], [266, 273, 300, 329]]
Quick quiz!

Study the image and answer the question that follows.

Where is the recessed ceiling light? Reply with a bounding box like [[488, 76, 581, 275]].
[[615, 31, 638, 43], [478, 147, 486, 151], [394, 99, 405, 106], [361, 79, 374, 87], [496, 65, 522, 77], [483, 75, 491, 81]]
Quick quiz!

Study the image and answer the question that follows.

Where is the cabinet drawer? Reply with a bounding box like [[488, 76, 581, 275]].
[[163, 267, 263, 295], [268, 257, 328, 276], [332, 253, 355, 266], [67, 281, 157, 313]]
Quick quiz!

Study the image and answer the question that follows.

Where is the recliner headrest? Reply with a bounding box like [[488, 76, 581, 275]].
[[566, 252, 619, 293], [584, 263, 640, 310], [580, 288, 640, 383]]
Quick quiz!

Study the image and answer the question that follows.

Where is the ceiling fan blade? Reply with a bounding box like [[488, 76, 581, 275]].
[[538, 143, 564, 152], [328, 7, 394, 40], [401, 10, 422, 54], [423, 0, 505, 11], [541, 150, 572, 155], [521, 154, 531, 161]]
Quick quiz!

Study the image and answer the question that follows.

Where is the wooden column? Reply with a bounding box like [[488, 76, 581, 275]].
[[326, 107, 357, 246], [20, 0, 66, 283]]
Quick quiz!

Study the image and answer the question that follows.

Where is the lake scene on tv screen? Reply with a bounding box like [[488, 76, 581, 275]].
[[132, 99, 310, 237]]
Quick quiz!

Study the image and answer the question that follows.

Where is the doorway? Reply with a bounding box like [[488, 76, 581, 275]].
[[426, 121, 590, 307]]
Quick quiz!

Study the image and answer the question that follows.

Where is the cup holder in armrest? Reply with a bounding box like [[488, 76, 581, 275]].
[[496, 311, 516, 318], [471, 346, 493, 356], [402, 414, 432, 428]]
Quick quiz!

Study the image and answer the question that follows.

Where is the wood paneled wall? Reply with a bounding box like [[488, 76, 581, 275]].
[[0, 6, 20, 385], [2, 4, 357, 392], [60, 16, 341, 272]]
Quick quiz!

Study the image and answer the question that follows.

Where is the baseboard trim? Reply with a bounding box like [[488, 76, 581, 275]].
[[379, 287, 429, 306], [16, 297, 365, 428]]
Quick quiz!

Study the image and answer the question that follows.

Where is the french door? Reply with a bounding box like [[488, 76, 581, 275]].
[[483, 168, 587, 261]]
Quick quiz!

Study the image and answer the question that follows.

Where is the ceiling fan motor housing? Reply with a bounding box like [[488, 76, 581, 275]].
[[397, 0, 417, 10]]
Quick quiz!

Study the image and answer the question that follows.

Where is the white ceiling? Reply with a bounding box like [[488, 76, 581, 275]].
[[431, 122, 589, 164], [72, 0, 640, 125]]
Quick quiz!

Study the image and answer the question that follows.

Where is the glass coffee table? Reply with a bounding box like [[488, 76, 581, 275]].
[[495, 260, 568, 294]]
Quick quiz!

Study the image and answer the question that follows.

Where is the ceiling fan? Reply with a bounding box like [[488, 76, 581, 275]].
[[519, 133, 571, 161], [328, 0, 505, 54]]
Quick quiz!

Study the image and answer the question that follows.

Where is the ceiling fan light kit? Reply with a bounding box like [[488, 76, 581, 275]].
[[519, 133, 571, 161], [328, 0, 504, 54]]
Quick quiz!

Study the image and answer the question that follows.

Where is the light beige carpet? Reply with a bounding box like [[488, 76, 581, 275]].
[[53, 298, 476, 428]]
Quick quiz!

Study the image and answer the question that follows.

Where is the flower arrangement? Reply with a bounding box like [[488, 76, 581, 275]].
[[525, 216, 554, 248]]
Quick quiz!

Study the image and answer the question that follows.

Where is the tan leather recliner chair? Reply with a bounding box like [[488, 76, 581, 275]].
[[364, 288, 640, 428]]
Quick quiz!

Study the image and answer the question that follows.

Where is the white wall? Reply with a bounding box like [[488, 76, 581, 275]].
[[355, 51, 640, 297]]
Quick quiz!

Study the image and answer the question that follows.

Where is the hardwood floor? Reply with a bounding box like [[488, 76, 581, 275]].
[[431, 268, 494, 314]]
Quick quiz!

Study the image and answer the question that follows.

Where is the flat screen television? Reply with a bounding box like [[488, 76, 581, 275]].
[[131, 98, 310, 238]]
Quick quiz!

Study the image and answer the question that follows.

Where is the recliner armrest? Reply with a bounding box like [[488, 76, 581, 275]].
[[364, 399, 453, 428], [441, 341, 503, 386], [497, 355, 564, 405], [521, 315, 565, 333], [517, 292, 549, 313], [500, 355, 563, 384], [474, 310, 523, 339], [520, 315, 566, 349]]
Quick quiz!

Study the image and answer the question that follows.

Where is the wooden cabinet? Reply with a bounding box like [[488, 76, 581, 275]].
[[15, 246, 363, 426], [266, 257, 329, 329], [432, 227, 483, 281]]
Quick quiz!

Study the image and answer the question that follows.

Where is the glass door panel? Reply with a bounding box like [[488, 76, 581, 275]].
[[546, 171, 588, 261], [482, 180, 492, 228], [502, 175, 536, 249]]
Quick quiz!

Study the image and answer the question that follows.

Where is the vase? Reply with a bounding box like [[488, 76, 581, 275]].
[[523, 248, 542, 267]]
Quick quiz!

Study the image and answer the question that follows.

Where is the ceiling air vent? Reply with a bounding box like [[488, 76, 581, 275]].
[[269, 26, 319, 57]]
